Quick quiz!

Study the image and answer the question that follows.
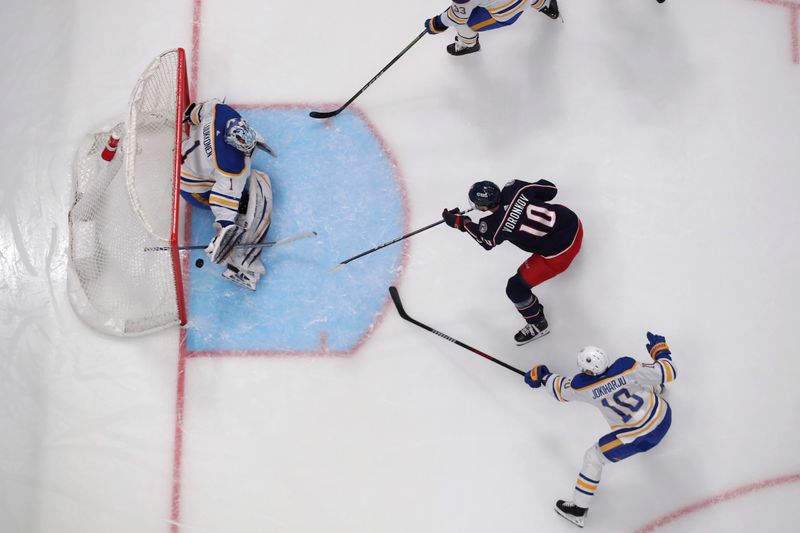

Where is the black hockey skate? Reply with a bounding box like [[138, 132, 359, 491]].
[[514, 314, 550, 345], [539, 0, 560, 20], [447, 35, 480, 56], [555, 500, 587, 528]]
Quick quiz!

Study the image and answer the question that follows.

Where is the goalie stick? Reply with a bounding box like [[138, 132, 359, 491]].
[[389, 286, 525, 376], [145, 230, 317, 252], [309, 29, 427, 119]]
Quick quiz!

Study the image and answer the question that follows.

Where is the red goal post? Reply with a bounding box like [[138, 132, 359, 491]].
[[68, 48, 189, 336]]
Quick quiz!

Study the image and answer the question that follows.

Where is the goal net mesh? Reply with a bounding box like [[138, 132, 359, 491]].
[[68, 49, 188, 336]]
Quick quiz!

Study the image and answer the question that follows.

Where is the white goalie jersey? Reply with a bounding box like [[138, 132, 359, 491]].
[[179, 99, 253, 226]]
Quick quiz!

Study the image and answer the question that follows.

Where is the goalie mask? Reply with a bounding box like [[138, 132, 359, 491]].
[[224, 118, 257, 153], [577, 346, 610, 376]]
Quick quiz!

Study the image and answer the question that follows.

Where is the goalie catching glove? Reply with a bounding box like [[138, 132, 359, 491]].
[[205, 221, 245, 264]]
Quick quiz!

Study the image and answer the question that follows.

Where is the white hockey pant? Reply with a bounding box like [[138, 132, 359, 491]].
[[228, 169, 272, 274], [571, 444, 609, 509]]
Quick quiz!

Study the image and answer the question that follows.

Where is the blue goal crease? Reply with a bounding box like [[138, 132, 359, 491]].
[[184, 108, 405, 354]]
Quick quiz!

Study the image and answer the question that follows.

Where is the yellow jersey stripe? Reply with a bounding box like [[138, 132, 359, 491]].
[[659, 359, 674, 382], [471, 18, 496, 30], [576, 479, 597, 492], [618, 400, 665, 440], [489, 0, 526, 19], [554, 376, 565, 402], [447, 7, 468, 24], [180, 170, 214, 182], [209, 195, 240, 209], [181, 181, 212, 189], [492, 0, 522, 11], [599, 438, 623, 453]]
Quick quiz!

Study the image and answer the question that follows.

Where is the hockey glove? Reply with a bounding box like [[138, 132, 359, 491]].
[[442, 208, 468, 231], [205, 222, 245, 264], [524, 365, 551, 389], [646, 332, 671, 360], [424, 15, 448, 34]]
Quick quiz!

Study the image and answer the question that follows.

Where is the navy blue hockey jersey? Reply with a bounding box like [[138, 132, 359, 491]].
[[462, 179, 580, 256]]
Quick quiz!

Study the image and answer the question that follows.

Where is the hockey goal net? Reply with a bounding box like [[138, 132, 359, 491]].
[[68, 48, 189, 336]]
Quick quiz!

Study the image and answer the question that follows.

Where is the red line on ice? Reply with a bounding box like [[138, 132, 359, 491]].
[[633, 471, 800, 532], [169, 332, 189, 533], [190, 0, 202, 97]]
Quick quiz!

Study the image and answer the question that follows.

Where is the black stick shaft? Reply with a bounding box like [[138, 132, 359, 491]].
[[310, 30, 427, 119], [389, 286, 525, 376], [331, 209, 473, 271], [336, 220, 444, 268]]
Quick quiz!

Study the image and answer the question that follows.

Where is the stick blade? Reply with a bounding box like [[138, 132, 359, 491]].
[[309, 110, 340, 119], [388, 286, 409, 319]]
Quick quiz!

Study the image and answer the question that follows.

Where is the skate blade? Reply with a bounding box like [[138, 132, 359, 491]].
[[515, 328, 550, 346], [554, 507, 584, 528]]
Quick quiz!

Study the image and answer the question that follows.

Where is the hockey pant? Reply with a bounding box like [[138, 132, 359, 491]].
[[452, 0, 551, 46], [506, 221, 583, 324], [571, 405, 672, 509], [228, 169, 272, 274]]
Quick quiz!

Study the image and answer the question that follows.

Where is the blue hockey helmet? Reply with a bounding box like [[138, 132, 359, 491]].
[[468, 181, 501, 209], [224, 117, 257, 153]]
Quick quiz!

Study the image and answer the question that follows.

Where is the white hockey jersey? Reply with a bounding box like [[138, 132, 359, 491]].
[[439, 0, 545, 27], [180, 99, 253, 226], [543, 355, 677, 445]]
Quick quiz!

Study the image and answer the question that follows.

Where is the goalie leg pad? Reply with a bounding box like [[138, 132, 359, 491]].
[[228, 170, 273, 273]]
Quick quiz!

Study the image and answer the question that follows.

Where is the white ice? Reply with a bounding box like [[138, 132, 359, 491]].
[[1, 1, 799, 532]]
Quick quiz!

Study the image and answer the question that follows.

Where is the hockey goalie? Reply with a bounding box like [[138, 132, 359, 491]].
[[180, 99, 276, 291]]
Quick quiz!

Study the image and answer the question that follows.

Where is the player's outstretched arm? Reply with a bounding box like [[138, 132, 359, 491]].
[[639, 332, 677, 385], [525, 366, 577, 403], [524, 365, 551, 389]]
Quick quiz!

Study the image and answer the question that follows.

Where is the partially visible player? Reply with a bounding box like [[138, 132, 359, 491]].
[[442, 178, 582, 344], [524, 332, 677, 528], [424, 0, 560, 56], [180, 99, 276, 290]]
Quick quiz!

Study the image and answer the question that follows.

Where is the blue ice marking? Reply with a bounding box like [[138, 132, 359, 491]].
[[185, 108, 405, 353]]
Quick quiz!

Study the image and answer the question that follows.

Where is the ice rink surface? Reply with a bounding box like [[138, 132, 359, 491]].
[[2, 1, 800, 532]]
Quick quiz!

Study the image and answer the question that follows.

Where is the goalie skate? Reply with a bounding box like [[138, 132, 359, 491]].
[[222, 265, 260, 291]]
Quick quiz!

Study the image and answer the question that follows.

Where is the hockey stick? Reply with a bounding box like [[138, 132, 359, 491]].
[[389, 286, 526, 376], [145, 230, 317, 252], [309, 29, 427, 119], [329, 208, 473, 272]]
